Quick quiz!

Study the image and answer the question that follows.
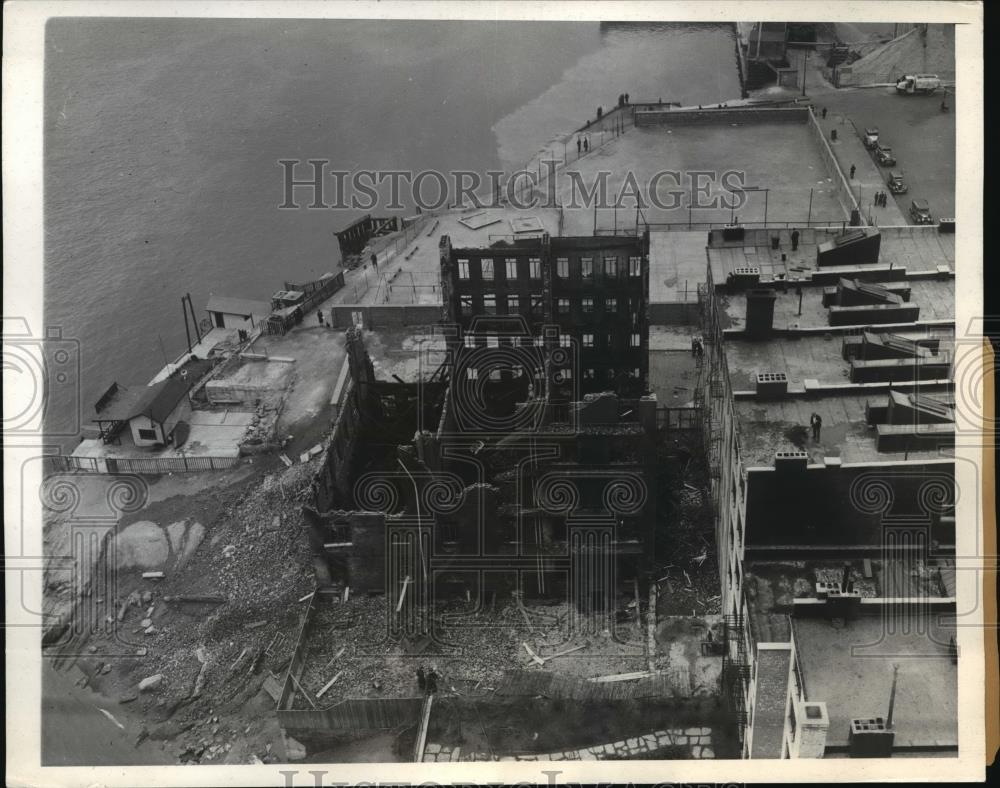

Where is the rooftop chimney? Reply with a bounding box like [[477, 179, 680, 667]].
[[745, 288, 777, 338]]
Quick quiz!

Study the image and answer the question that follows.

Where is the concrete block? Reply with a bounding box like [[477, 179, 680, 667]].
[[702, 747, 715, 758], [426, 743, 440, 754], [691, 746, 702, 758]]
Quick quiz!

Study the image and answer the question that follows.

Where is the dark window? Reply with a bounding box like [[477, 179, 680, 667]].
[[137, 428, 157, 441]]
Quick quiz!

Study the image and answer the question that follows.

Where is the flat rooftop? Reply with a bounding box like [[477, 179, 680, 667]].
[[723, 328, 956, 392], [720, 277, 955, 332], [744, 560, 951, 643], [734, 388, 954, 466], [553, 122, 848, 236], [792, 615, 957, 749], [708, 226, 956, 293]]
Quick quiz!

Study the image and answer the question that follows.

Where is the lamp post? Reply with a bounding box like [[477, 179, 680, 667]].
[[801, 50, 810, 97]]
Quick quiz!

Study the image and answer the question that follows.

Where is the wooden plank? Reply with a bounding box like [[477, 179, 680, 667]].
[[316, 671, 343, 699], [587, 671, 656, 683], [413, 694, 434, 762]]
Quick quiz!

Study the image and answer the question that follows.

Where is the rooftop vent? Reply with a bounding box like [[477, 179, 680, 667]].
[[755, 371, 788, 397], [848, 717, 895, 758], [774, 450, 808, 471]]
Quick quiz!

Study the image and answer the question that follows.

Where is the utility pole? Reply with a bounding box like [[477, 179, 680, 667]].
[[807, 187, 814, 226], [801, 51, 809, 97]]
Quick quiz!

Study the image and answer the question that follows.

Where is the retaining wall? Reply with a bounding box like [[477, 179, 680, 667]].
[[635, 106, 809, 127], [328, 304, 441, 330]]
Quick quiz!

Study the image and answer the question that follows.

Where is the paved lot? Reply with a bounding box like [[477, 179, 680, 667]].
[[555, 121, 847, 234]]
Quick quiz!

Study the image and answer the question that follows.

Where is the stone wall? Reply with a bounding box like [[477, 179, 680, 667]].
[[421, 726, 716, 761]]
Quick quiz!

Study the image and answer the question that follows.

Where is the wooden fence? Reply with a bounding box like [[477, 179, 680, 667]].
[[278, 696, 424, 732], [56, 454, 239, 475], [285, 273, 346, 316]]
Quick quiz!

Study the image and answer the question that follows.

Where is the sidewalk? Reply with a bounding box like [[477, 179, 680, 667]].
[[810, 107, 907, 225]]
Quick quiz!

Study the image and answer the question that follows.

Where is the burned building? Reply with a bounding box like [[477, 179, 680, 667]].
[[698, 225, 958, 758], [439, 231, 650, 398], [303, 320, 658, 617]]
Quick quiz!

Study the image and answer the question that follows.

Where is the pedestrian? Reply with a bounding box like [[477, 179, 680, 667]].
[[810, 412, 823, 441], [576, 137, 581, 155], [417, 667, 426, 692], [850, 164, 856, 179], [791, 228, 800, 251], [426, 668, 438, 694], [317, 311, 324, 326], [584, 137, 589, 153], [371, 252, 378, 270], [821, 107, 827, 119]]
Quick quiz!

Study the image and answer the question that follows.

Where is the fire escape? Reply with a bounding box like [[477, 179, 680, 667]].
[[722, 612, 751, 742]]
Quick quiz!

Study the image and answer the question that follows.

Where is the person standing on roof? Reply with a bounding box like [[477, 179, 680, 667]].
[[791, 228, 800, 251], [810, 412, 822, 441]]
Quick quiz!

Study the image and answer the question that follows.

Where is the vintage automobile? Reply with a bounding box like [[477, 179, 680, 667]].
[[887, 171, 908, 194], [909, 199, 933, 224], [874, 144, 897, 166], [863, 127, 880, 148]]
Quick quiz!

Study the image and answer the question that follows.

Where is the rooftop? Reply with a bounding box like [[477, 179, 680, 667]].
[[734, 387, 953, 466], [719, 277, 955, 331], [792, 615, 957, 749], [204, 295, 272, 317], [723, 328, 955, 392], [707, 226, 956, 293], [551, 122, 847, 236]]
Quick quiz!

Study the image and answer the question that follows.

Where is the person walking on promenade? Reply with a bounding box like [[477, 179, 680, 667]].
[[791, 228, 800, 251], [577, 137, 581, 156], [317, 311, 324, 326], [850, 164, 856, 179], [821, 107, 827, 119], [583, 137, 589, 153]]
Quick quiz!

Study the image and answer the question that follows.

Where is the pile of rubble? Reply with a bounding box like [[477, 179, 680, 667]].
[[292, 596, 650, 707], [65, 457, 321, 764]]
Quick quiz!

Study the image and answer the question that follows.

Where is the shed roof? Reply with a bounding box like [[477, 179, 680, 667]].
[[205, 296, 272, 317]]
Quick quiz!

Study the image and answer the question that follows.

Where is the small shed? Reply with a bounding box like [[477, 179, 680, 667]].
[[93, 359, 215, 446], [206, 295, 272, 330]]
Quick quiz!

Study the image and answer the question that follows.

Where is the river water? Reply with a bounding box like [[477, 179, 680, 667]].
[[44, 19, 740, 446]]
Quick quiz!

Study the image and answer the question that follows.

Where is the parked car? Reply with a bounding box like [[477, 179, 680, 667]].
[[863, 127, 880, 149], [887, 171, 908, 194], [909, 199, 933, 224], [875, 144, 896, 166]]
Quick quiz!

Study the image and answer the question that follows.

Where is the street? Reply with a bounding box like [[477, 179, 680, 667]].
[[816, 86, 955, 220]]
